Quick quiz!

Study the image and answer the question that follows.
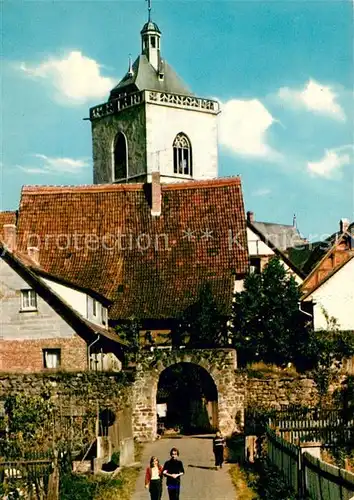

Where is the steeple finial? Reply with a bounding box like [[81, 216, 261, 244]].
[[293, 213, 297, 228], [146, 0, 152, 21], [128, 54, 134, 76]]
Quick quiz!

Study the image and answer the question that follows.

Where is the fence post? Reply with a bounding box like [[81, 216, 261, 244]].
[[47, 450, 59, 500], [298, 447, 305, 499]]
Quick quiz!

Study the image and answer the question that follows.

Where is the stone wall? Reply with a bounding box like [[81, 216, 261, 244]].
[[0, 371, 133, 405], [92, 104, 147, 184], [246, 375, 320, 410], [131, 348, 244, 441]]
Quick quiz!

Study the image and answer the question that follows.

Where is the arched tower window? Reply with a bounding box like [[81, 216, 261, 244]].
[[113, 132, 128, 181], [173, 133, 192, 176]]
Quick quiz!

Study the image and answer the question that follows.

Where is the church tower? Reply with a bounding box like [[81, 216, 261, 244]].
[[90, 8, 220, 184]]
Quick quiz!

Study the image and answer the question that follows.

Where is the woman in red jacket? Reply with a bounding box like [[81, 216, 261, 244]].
[[145, 456, 163, 500]]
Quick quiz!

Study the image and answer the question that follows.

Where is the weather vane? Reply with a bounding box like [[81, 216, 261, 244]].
[[146, 0, 151, 22]]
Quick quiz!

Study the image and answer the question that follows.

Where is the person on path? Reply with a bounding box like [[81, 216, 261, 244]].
[[145, 456, 163, 500], [162, 447, 185, 500], [213, 430, 225, 469]]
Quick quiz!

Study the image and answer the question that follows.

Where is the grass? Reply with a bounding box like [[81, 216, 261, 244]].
[[59, 440, 143, 499], [228, 464, 259, 500], [245, 362, 300, 378], [93, 467, 140, 500]]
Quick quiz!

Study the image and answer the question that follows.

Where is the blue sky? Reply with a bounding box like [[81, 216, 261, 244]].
[[2, 0, 353, 241]]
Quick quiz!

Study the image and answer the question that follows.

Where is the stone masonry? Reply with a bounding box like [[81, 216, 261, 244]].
[[131, 348, 245, 441]]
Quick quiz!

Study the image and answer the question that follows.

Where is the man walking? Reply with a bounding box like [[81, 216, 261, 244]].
[[213, 430, 225, 469], [163, 447, 185, 500]]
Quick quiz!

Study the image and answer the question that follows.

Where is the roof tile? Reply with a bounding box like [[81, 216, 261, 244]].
[[16, 178, 248, 319]]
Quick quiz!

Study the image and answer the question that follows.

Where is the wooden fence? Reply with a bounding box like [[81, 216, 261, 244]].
[[0, 451, 59, 499], [267, 428, 301, 493], [269, 409, 354, 448], [266, 427, 354, 499]]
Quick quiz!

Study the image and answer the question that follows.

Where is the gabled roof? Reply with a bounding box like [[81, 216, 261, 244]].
[[302, 254, 354, 300], [251, 221, 305, 251], [247, 220, 306, 280], [0, 242, 126, 347], [288, 222, 354, 275], [110, 55, 193, 100], [15, 178, 248, 320], [300, 224, 354, 295]]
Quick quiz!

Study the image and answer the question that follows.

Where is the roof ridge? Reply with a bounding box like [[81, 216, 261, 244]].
[[20, 177, 242, 195]]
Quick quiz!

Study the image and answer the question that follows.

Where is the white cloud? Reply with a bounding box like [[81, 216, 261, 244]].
[[17, 154, 89, 175], [278, 79, 345, 121], [218, 99, 281, 160], [307, 146, 352, 178], [19, 51, 115, 104], [252, 188, 271, 197]]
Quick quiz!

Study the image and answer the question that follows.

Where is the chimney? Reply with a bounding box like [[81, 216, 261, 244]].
[[3, 224, 17, 252], [340, 218, 350, 234], [247, 211, 254, 223], [27, 247, 40, 265], [151, 171, 161, 216]]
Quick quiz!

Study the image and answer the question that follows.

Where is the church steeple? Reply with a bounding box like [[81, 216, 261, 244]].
[[90, 2, 220, 186], [140, 3, 161, 73]]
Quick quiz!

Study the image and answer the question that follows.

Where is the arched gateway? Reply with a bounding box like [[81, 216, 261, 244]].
[[131, 348, 245, 441]]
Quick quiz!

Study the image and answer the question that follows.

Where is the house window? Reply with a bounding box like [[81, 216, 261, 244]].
[[92, 299, 97, 317], [113, 132, 128, 181], [21, 289, 37, 311], [173, 133, 192, 176], [43, 349, 61, 369], [250, 258, 261, 274], [102, 308, 108, 326], [151, 36, 156, 48]]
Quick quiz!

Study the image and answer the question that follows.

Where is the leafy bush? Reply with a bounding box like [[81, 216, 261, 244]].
[[60, 473, 97, 500], [250, 459, 298, 500]]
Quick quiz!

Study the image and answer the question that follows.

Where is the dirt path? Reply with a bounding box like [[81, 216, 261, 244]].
[[132, 435, 236, 500]]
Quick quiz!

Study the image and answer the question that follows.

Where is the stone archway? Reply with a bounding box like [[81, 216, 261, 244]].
[[157, 362, 218, 434], [131, 348, 244, 441]]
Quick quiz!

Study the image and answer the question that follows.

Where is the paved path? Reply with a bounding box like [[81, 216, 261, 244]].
[[132, 435, 236, 500]]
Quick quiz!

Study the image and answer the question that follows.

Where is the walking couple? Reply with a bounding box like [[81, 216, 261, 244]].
[[145, 447, 185, 500]]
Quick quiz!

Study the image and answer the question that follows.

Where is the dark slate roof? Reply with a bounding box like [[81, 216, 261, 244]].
[[110, 55, 193, 100], [141, 21, 161, 34], [247, 221, 306, 279], [252, 221, 305, 251], [16, 178, 248, 320]]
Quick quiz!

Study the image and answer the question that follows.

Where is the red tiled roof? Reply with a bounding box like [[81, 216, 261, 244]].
[[16, 178, 248, 319], [0, 211, 17, 240]]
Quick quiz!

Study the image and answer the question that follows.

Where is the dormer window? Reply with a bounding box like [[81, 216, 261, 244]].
[[173, 133, 192, 176]]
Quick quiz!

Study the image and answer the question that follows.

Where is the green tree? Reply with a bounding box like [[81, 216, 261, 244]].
[[231, 257, 304, 366], [174, 284, 229, 348], [304, 311, 354, 403], [115, 317, 141, 362]]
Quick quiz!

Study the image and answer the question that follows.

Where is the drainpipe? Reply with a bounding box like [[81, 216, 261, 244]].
[[87, 334, 100, 371], [298, 301, 313, 319]]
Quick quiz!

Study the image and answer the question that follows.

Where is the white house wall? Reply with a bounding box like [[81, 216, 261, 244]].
[[305, 257, 354, 331], [42, 278, 87, 318], [145, 103, 218, 180], [247, 227, 274, 256]]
